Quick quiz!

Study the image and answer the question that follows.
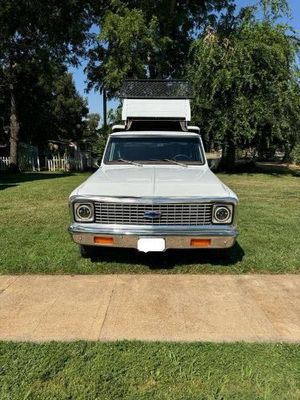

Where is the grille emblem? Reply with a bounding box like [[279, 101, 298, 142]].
[[144, 211, 161, 220]]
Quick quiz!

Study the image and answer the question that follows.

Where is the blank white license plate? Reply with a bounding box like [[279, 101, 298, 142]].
[[137, 238, 166, 253]]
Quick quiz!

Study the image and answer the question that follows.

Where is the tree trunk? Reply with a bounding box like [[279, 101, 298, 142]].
[[9, 83, 20, 167], [220, 139, 236, 171]]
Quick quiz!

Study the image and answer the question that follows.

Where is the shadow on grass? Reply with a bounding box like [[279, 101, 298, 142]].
[[223, 161, 300, 177], [0, 184, 18, 191], [90, 241, 244, 270], [0, 172, 76, 190]]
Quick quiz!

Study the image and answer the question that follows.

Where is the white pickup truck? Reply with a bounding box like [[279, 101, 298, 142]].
[[69, 81, 238, 257]]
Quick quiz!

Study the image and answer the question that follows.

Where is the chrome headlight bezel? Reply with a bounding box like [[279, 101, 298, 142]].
[[212, 204, 233, 224], [74, 202, 94, 223]]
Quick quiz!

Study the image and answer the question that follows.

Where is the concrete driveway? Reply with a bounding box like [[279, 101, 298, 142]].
[[0, 274, 299, 342]]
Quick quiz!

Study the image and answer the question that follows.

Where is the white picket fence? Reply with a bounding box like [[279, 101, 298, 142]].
[[0, 157, 10, 170], [46, 153, 90, 172], [46, 157, 68, 172], [1, 153, 91, 172], [25, 157, 40, 171], [0, 156, 40, 171]]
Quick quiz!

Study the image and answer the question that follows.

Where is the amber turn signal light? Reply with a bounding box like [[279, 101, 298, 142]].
[[94, 236, 114, 245], [190, 239, 211, 247]]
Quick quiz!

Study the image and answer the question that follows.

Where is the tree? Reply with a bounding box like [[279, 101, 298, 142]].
[[260, 0, 289, 19], [0, 0, 96, 167], [187, 17, 300, 170], [86, 0, 291, 120], [91, 107, 123, 159], [50, 73, 89, 140], [82, 112, 102, 155], [0, 60, 88, 150], [83, 113, 101, 140], [86, 0, 234, 97]]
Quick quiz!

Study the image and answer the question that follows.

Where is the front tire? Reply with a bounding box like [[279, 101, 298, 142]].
[[79, 245, 95, 259]]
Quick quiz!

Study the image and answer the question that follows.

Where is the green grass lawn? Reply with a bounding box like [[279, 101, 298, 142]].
[[0, 167, 299, 273], [0, 341, 298, 399], [0, 172, 299, 400]]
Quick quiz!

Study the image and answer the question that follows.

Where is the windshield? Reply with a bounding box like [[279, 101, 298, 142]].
[[104, 136, 205, 165]]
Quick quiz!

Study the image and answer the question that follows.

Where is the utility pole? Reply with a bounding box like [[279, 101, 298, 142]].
[[103, 88, 107, 127]]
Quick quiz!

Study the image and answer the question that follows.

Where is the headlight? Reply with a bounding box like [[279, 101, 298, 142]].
[[74, 202, 94, 222], [212, 204, 233, 224]]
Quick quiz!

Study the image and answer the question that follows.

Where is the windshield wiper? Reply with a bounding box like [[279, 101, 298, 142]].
[[117, 158, 143, 167], [162, 159, 188, 168]]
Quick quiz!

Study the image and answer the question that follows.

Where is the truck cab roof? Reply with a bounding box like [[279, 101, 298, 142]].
[[109, 130, 201, 138]]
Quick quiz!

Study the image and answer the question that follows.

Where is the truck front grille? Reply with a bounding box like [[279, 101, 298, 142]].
[[94, 202, 212, 225]]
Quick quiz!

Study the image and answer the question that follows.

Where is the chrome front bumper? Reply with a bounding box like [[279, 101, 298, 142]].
[[69, 223, 238, 249]]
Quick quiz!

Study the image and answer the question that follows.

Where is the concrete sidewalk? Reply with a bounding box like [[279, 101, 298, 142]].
[[0, 274, 299, 342]]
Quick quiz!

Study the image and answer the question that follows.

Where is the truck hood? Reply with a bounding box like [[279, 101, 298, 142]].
[[71, 166, 237, 200]]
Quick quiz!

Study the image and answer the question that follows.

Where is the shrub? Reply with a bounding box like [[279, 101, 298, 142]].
[[291, 143, 300, 164]]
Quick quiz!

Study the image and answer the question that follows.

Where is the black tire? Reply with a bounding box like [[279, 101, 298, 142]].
[[79, 245, 95, 259], [217, 248, 232, 262]]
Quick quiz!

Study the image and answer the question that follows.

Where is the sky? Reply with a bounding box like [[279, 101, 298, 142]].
[[69, 0, 300, 121]]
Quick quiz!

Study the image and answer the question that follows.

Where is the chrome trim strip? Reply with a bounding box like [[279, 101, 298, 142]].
[[69, 223, 238, 237], [70, 195, 238, 205]]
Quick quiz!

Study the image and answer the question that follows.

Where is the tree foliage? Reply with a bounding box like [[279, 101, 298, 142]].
[[87, 0, 234, 96], [50, 73, 89, 140], [0, 0, 96, 165], [0, 63, 88, 148], [187, 18, 300, 169], [1, 0, 298, 172], [259, 0, 289, 19], [83, 113, 101, 139]]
